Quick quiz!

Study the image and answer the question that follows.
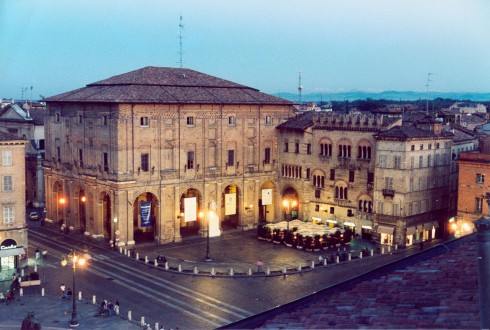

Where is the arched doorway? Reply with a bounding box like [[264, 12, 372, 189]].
[[282, 187, 299, 221], [133, 192, 158, 243], [101, 192, 111, 239], [53, 181, 64, 226], [179, 188, 202, 237], [259, 181, 276, 223], [221, 184, 240, 230]]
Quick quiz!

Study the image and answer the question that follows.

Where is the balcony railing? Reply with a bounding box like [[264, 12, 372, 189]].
[[382, 189, 395, 197]]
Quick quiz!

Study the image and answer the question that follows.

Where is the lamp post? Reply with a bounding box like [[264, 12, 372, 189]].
[[199, 210, 213, 261], [282, 198, 297, 231], [58, 197, 66, 224], [61, 250, 86, 328], [113, 217, 118, 250]]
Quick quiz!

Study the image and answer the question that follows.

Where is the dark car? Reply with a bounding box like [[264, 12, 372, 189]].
[[29, 211, 40, 221]]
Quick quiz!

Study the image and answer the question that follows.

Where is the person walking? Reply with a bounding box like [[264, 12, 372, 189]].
[[114, 298, 120, 315], [60, 283, 66, 298]]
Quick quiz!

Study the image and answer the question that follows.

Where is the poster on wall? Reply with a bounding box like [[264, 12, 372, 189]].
[[184, 197, 197, 222], [140, 201, 152, 227], [225, 193, 236, 215], [262, 189, 272, 205]]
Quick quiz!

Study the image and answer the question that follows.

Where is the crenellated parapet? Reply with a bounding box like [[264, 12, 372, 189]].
[[311, 113, 395, 132]]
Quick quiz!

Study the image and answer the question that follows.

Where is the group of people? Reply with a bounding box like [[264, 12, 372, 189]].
[[0, 290, 15, 304], [99, 298, 120, 316], [59, 283, 73, 300], [0, 273, 20, 305]]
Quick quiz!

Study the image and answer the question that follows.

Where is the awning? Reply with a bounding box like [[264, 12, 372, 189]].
[[377, 225, 395, 235], [344, 222, 356, 227], [326, 219, 337, 224], [361, 225, 373, 230], [311, 217, 322, 222], [406, 227, 416, 235], [0, 247, 25, 258]]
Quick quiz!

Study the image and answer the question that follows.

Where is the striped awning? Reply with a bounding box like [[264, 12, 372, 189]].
[[377, 225, 395, 235]]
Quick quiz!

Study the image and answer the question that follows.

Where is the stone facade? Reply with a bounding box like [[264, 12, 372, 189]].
[[0, 132, 28, 279], [42, 67, 294, 246]]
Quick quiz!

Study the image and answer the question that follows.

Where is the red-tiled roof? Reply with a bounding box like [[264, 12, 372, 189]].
[[43, 67, 293, 106], [255, 236, 479, 329]]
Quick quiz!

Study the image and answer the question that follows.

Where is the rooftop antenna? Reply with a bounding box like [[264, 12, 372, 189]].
[[178, 15, 184, 68], [298, 71, 303, 104], [426, 73, 433, 113]]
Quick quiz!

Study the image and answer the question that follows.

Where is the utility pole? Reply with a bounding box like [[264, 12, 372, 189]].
[[425, 73, 433, 113], [178, 15, 184, 68]]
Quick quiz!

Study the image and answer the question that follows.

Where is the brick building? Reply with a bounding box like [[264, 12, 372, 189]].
[[0, 132, 28, 281], [42, 67, 294, 246]]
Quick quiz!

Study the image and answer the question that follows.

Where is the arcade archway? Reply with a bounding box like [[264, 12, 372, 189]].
[[133, 192, 158, 243], [100, 192, 111, 239], [179, 188, 202, 237], [221, 184, 240, 230]]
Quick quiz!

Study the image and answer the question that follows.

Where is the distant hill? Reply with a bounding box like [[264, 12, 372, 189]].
[[274, 91, 490, 102]]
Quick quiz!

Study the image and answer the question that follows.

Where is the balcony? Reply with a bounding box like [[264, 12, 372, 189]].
[[382, 189, 395, 197]]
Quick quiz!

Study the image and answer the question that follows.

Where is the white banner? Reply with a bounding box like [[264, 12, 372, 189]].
[[184, 197, 197, 222], [262, 189, 272, 205], [225, 193, 236, 215]]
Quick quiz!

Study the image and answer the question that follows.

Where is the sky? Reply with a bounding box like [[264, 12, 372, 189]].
[[1, 0, 490, 100]]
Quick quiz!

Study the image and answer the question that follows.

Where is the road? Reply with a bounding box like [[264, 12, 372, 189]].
[[25, 221, 426, 329]]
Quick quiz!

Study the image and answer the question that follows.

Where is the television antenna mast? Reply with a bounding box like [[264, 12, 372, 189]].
[[178, 15, 184, 68], [426, 73, 433, 113], [298, 71, 303, 104]]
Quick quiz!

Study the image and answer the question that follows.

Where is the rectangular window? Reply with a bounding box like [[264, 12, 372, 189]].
[[265, 116, 272, 125], [330, 207, 334, 214], [57, 147, 61, 162], [428, 144, 432, 150], [330, 169, 335, 180], [379, 155, 387, 168], [141, 153, 150, 172], [55, 113, 61, 123], [2, 151, 12, 165], [392, 204, 399, 216], [410, 156, 414, 169], [385, 177, 393, 189], [307, 143, 311, 154], [477, 174, 485, 184], [284, 142, 289, 152], [419, 155, 423, 168], [294, 143, 299, 154], [436, 143, 440, 149], [394, 156, 401, 169], [228, 116, 236, 126], [367, 172, 374, 184], [3, 175, 13, 192], [103, 152, 109, 171], [228, 150, 235, 166], [102, 115, 108, 126], [306, 168, 310, 179], [475, 197, 483, 213], [79, 149, 83, 167], [264, 148, 271, 164], [315, 205, 320, 212], [378, 202, 384, 215], [315, 189, 321, 198], [408, 203, 413, 216], [78, 114, 83, 124], [418, 177, 422, 191], [420, 144, 424, 150], [186, 116, 194, 126], [349, 170, 355, 183], [187, 151, 194, 169], [3, 205, 14, 224], [409, 178, 414, 192], [411, 145, 415, 151], [140, 117, 149, 126]]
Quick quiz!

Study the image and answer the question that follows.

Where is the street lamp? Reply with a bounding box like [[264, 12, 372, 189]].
[[61, 250, 86, 328], [283, 198, 297, 231], [199, 210, 213, 261], [58, 197, 66, 224]]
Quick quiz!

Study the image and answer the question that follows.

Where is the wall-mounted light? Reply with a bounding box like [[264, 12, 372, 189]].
[[138, 167, 141, 175], [236, 161, 240, 168], [245, 204, 253, 211], [80, 195, 86, 203], [151, 166, 155, 174], [177, 212, 184, 219], [197, 164, 200, 172], [184, 165, 187, 172]]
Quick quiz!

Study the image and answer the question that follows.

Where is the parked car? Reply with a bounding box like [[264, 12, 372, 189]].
[[29, 211, 40, 221]]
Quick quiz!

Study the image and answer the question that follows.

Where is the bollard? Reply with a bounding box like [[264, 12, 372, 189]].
[[124, 248, 127, 256], [155, 323, 159, 330], [297, 265, 302, 271], [20, 288, 23, 297], [336, 255, 340, 263], [93, 295, 96, 305], [145, 256, 149, 263], [211, 268, 215, 276], [311, 261, 315, 269], [42, 288, 45, 296], [282, 266, 287, 274], [248, 268, 252, 276], [119, 246, 123, 254], [371, 249, 374, 256], [154, 259, 158, 267], [348, 253, 351, 261], [381, 247, 385, 254], [229, 268, 234, 276], [323, 258, 327, 266], [34, 264, 38, 272], [78, 291, 82, 301], [395, 244, 398, 250], [128, 311, 132, 322], [388, 245, 391, 253], [178, 264, 182, 272], [266, 267, 270, 275], [140, 317, 145, 327], [21, 269, 25, 276], [165, 262, 169, 270], [194, 266, 198, 275], [136, 252, 139, 260]]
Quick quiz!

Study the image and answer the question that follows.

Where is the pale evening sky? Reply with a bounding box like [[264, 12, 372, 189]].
[[1, 0, 489, 100]]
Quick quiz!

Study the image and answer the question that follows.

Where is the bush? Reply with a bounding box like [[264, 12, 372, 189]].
[[29, 272, 40, 281]]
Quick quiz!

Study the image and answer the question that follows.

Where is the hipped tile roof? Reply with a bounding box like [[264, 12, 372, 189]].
[[43, 67, 292, 106]]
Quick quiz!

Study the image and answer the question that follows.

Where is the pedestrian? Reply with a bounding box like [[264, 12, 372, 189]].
[[66, 288, 73, 298], [60, 283, 66, 298], [107, 300, 115, 316], [35, 248, 40, 259], [42, 250, 48, 261], [114, 298, 120, 315], [0, 291, 5, 303], [256, 260, 263, 272]]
